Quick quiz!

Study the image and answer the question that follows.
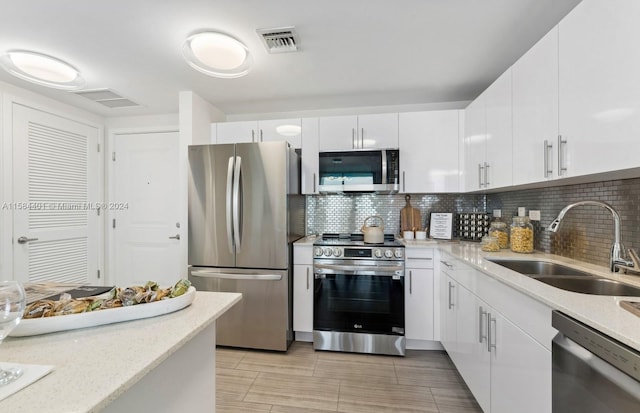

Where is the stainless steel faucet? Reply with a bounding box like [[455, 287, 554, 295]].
[[547, 200, 640, 273]]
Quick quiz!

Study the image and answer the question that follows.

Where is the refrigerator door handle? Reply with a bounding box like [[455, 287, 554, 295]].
[[226, 156, 235, 254], [233, 155, 243, 252], [190, 270, 282, 281]]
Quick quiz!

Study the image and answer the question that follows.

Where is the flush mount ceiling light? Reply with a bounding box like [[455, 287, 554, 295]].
[[276, 124, 302, 137], [0, 50, 83, 90], [182, 31, 252, 79]]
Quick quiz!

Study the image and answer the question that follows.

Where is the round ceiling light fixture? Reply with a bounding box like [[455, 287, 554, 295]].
[[182, 31, 252, 79], [0, 50, 84, 90]]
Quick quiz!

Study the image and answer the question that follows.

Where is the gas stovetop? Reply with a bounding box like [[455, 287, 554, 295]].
[[313, 233, 404, 261], [314, 233, 403, 247]]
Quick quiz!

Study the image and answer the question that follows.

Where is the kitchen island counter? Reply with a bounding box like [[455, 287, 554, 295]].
[[0, 291, 241, 413]]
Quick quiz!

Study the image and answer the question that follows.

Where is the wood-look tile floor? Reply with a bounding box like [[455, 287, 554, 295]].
[[216, 341, 483, 413]]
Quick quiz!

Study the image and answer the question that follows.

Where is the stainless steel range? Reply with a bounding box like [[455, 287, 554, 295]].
[[313, 233, 405, 356]]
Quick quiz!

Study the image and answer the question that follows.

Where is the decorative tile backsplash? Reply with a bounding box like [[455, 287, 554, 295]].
[[306, 193, 485, 235], [305, 176, 640, 270], [487, 177, 640, 269]]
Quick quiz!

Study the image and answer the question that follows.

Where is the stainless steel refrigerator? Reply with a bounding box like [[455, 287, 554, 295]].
[[187, 141, 304, 351]]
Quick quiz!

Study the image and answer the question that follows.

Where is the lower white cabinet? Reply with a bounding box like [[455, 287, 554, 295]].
[[439, 252, 551, 413], [293, 243, 313, 338], [404, 248, 435, 342]]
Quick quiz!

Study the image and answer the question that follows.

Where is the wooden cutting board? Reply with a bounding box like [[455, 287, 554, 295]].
[[400, 194, 422, 233]]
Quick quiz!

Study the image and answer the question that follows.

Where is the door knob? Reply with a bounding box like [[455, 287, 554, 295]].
[[169, 234, 180, 240], [17, 236, 39, 244]]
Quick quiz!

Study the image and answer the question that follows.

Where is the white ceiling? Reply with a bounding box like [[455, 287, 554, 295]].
[[0, 0, 581, 118]]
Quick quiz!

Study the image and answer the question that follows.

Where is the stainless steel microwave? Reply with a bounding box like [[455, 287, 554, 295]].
[[318, 149, 399, 193]]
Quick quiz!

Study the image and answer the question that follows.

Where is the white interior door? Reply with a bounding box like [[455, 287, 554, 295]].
[[12, 103, 100, 284], [113, 131, 181, 287]]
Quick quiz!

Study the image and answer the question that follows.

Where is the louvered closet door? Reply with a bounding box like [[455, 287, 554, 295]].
[[12, 103, 99, 285]]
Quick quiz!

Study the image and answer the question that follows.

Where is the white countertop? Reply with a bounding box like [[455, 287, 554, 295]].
[[0, 291, 241, 413], [439, 242, 640, 352]]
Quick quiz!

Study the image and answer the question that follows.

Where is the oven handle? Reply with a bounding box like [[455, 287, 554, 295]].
[[314, 264, 404, 277]]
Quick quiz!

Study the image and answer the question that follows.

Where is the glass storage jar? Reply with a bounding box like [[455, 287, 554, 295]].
[[488, 220, 509, 249], [510, 216, 534, 253], [480, 235, 500, 252]]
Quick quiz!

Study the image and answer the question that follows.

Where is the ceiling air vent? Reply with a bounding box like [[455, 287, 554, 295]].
[[71, 88, 140, 108], [257, 26, 300, 53]]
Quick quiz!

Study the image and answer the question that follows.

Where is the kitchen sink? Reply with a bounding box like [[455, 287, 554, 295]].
[[489, 260, 593, 277], [533, 276, 640, 296], [488, 259, 640, 296]]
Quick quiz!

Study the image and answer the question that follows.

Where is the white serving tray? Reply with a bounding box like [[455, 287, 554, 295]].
[[10, 287, 196, 337]]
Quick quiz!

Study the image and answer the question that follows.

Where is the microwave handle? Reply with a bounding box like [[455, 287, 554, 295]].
[[381, 149, 388, 184]]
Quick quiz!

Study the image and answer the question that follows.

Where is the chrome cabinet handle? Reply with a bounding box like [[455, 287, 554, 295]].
[[361, 128, 364, 149], [260, 129, 263, 142], [352, 128, 356, 149], [306, 267, 310, 290], [478, 163, 484, 188], [169, 234, 180, 240], [488, 314, 497, 352], [558, 135, 567, 176], [484, 162, 490, 187], [402, 171, 406, 192], [251, 130, 255, 142], [313, 173, 316, 193], [544, 140, 554, 178], [448, 282, 455, 309], [478, 306, 487, 343], [17, 236, 38, 244], [440, 260, 453, 268]]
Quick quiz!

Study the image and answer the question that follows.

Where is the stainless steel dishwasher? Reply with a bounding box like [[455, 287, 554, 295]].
[[552, 311, 640, 412]]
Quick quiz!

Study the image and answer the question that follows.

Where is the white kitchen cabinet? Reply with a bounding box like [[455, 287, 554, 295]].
[[301, 118, 319, 194], [357, 113, 399, 149], [257, 118, 302, 148], [214, 119, 302, 148], [490, 311, 551, 413], [318, 113, 398, 151], [484, 69, 513, 189], [293, 243, 314, 339], [463, 70, 513, 191], [439, 251, 552, 413], [404, 248, 435, 342], [215, 121, 256, 144], [456, 286, 491, 413], [463, 94, 487, 191], [512, 26, 559, 185], [558, 0, 640, 178], [399, 110, 460, 193], [440, 273, 457, 358]]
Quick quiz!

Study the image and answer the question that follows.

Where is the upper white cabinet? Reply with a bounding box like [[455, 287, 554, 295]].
[[512, 26, 559, 185], [213, 119, 302, 148], [484, 69, 513, 189], [399, 110, 460, 193], [300, 118, 319, 194], [463, 93, 487, 191], [214, 121, 256, 144], [319, 113, 398, 151], [558, 0, 640, 177], [464, 70, 513, 191]]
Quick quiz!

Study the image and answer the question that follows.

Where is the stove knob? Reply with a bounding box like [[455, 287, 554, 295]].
[[374, 249, 383, 258], [394, 249, 404, 258], [384, 249, 394, 258], [323, 247, 333, 257], [333, 248, 342, 257], [314, 247, 323, 257]]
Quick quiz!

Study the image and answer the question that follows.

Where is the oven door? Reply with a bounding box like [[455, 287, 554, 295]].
[[313, 262, 405, 336]]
